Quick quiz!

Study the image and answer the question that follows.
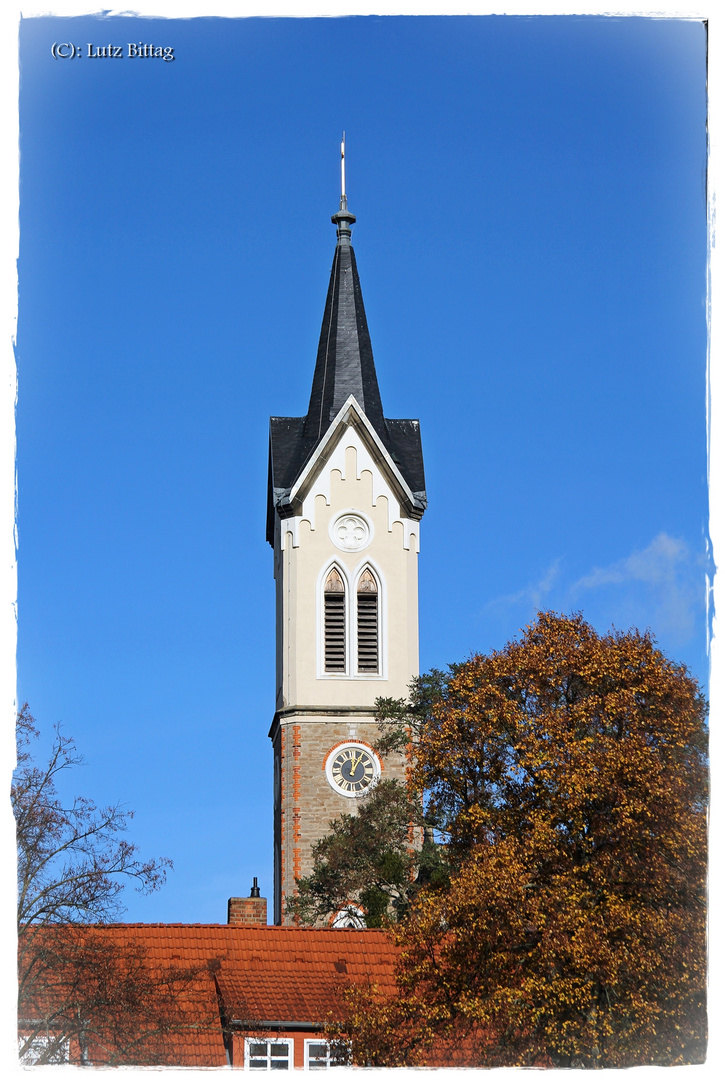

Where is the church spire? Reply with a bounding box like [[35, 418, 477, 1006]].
[[304, 136, 385, 441], [267, 145, 426, 544]]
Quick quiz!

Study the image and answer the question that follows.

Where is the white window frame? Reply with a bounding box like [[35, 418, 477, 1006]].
[[317, 559, 386, 680], [19, 1031, 70, 1065], [304, 1038, 351, 1069], [244, 1037, 294, 1071]]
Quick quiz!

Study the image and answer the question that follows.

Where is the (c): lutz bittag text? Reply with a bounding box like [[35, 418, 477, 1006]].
[[51, 42, 175, 61]]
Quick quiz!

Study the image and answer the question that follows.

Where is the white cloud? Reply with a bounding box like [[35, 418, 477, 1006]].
[[485, 557, 562, 614], [484, 533, 706, 650], [571, 533, 704, 645], [573, 533, 689, 591]]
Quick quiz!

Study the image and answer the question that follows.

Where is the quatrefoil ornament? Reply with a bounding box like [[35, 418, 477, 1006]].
[[331, 513, 371, 552]]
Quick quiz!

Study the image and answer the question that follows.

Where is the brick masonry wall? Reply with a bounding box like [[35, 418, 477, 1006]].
[[277, 717, 408, 924], [228, 896, 268, 926]]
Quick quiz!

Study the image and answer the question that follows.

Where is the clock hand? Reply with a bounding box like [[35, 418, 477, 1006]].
[[349, 752, 362, 778]]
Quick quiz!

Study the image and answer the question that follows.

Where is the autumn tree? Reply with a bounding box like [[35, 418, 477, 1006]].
[[287, 779, 448, 927], [14, 706, 220, 1065], [344, 613, 708, 1067]]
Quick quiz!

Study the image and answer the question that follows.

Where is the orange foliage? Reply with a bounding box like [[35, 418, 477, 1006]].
[[349, 613, 708, 1067]]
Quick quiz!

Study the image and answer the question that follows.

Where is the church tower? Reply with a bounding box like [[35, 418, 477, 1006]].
[[267, 146, 426, 925]]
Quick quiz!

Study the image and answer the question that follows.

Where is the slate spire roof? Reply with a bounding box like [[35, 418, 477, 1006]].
[[267, 191, 426, 544], [303, 196, 386, 443]]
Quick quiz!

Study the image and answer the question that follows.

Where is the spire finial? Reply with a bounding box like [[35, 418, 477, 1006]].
[[332, 132, 355, 243]]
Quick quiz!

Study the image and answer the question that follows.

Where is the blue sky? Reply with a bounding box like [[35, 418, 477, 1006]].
[[16, 13, 708, 923]]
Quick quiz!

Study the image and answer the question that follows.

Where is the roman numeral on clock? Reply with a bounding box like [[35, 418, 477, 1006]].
[[326, 744, 378, 797]]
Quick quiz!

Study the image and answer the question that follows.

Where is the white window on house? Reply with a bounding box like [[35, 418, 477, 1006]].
[[356, 568, 378, 673], [245, 1037, 294, 1070], [19, 1031, 70, 1065], [304, 1039, 350, 1069], [324, 568, 346, 672]]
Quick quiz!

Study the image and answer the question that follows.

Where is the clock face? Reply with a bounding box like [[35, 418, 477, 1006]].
[[326, 743, 379, 798]]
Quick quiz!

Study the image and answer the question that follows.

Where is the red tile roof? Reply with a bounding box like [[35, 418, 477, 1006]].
[[212, 926, 398, 1025], [19, 923, 399, 1067], [101, 924, 398, 1026]]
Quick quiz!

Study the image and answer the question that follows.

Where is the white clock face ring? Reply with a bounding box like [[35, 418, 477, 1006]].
[[325, 742, 380, 798]]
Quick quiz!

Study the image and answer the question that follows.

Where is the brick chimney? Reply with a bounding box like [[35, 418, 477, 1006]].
[[228, 878, 267, 926]]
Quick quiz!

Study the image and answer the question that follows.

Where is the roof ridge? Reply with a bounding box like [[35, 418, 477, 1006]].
[[45, 922, 394, 932]]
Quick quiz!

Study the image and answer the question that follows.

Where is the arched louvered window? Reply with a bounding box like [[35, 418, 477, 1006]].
[[324, 568, 346, 672], [357, 569, 378, 673]]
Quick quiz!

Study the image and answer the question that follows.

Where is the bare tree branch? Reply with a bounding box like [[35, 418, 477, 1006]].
[[13, 706, 219, 1066]]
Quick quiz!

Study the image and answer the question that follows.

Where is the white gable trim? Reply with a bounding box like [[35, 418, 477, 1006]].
[[280, 429, 420, 551], [289, 395, 417, 513]]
